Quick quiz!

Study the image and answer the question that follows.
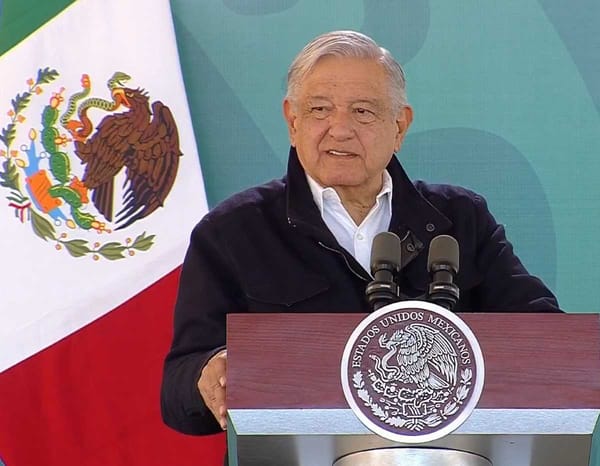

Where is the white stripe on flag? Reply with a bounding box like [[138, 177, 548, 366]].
[[0, 0, 207, 372]]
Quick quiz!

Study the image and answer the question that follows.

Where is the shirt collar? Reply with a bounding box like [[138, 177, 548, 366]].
[[285, 147, 453, 251], [305, 170, 393, 216]]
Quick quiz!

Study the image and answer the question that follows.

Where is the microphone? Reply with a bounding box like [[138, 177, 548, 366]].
[[366, 232, 402, 311], [427, 235, 460, 311]]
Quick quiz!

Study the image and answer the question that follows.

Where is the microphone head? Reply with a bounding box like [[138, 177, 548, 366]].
[[370, 231, 402, 274], [427, 235, 459, 273]]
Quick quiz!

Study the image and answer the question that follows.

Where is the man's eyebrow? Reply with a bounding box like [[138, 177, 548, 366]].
[[351, 98, 384, 107], [305, 95, 333, 102], [305, 96, 384, 106]]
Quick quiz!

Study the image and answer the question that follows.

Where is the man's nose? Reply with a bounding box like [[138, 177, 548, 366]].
[[327, 110, 355, 140]]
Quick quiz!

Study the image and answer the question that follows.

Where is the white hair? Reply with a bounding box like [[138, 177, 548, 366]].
[[285, 30, 408, 112]]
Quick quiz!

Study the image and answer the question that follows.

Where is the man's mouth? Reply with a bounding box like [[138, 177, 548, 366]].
[[326, 150, 356, 156]]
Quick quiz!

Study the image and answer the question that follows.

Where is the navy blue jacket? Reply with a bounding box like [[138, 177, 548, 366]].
[[161, 148, 560, 435]]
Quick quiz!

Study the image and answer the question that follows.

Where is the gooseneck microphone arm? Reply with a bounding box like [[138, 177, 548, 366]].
[[427, 235, 460, 311], [366, 232, 402, 311]]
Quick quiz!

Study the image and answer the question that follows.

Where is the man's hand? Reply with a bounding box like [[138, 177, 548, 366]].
[[197, 349, 227, 430]]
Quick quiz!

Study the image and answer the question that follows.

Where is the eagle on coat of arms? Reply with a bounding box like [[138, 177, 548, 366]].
[[65, 72, 181, 229]]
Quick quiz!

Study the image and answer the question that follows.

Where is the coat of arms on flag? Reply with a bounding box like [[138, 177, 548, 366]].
[[1, 67, 182, 261]]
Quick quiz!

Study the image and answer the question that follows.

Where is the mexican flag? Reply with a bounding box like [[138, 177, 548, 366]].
[[0, 0, 225, 464]]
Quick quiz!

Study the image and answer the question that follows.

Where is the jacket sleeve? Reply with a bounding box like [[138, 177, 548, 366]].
[[471, 194, 561, 312], [160, 215, 244, 435]]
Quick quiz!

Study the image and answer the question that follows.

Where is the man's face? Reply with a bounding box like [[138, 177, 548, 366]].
[[283, 56, 412, 194]]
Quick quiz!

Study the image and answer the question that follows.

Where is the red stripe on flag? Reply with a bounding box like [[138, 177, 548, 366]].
[[0, 267, 225, 466]]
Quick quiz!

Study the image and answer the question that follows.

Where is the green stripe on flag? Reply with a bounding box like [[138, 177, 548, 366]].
[[0, 0, 75, 55]]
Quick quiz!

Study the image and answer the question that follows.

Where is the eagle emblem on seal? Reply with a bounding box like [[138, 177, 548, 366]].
[[371, 324, 458, 390]]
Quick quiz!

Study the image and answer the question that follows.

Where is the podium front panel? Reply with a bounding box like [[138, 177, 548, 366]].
[[227, 313, 600, 466]]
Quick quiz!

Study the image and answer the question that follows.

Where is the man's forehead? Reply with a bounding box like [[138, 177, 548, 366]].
[[298, 57, 389, 89]]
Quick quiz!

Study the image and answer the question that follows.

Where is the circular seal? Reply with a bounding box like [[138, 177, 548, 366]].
[[341, 300, 485, 443]]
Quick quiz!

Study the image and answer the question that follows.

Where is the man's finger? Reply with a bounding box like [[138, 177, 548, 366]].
[[199, 378, 227, 429], [198, 351, 228, 429], [210, 383, 227, 430]]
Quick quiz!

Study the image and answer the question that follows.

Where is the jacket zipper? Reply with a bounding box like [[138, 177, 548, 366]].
[[317, 241, 370, 282]]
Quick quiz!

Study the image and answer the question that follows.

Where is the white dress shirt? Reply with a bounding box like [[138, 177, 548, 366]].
[[306, 171, 393, 275]]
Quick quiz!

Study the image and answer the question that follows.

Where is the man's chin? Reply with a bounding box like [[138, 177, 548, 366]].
[[319, 176, 369, 191]]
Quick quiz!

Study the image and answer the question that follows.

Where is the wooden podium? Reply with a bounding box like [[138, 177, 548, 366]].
[[226, 312, 600, 466]]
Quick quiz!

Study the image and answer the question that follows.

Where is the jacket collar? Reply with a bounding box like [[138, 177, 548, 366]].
[[285, 147, 336, 243], [285, 147, 452, 261]]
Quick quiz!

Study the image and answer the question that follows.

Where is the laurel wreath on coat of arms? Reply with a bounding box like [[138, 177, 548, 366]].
[[0, 67, 182, 260], [353, 368, 472, 431]]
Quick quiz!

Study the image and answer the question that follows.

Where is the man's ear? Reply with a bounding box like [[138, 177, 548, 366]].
[[283, 99, 298, 147], [394, 105, 413, 152]]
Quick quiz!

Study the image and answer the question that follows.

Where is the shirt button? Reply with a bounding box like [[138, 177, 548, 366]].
[[426, 223, 435, 232], [357, 233, 364, 240]]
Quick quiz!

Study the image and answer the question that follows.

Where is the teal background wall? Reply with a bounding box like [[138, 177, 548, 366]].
[[0, 2, 598, 465], [170, 0, 600, 314], [1, 0, 598, 313]]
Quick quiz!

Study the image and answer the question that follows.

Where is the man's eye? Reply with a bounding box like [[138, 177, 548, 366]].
[[310, 106, 329, 119], [354, 107, 376, 123]]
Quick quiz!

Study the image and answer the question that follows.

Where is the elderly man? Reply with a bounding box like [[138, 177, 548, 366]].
[[161, 31, 559, 436]]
